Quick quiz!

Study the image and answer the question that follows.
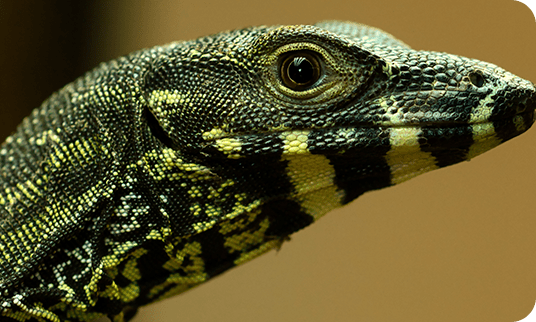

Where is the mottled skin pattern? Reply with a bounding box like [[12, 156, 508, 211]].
[[0, 21, 534, 321]]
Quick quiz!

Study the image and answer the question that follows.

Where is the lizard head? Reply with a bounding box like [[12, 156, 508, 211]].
[[142, 21, 535, 218]]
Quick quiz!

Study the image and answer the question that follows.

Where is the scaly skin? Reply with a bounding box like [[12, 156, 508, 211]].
[[0, 21, 534, 321]]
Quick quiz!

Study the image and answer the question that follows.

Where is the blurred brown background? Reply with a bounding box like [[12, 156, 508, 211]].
[[1, 1, 535, 321]]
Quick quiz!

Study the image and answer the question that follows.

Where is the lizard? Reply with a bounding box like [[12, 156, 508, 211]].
[[0, 20, 534, 322]]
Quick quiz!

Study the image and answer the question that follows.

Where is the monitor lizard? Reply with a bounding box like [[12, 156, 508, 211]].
[[0, 21, 534, 322]]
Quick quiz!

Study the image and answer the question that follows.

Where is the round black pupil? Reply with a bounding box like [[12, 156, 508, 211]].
[[287, 57, 314, 85]]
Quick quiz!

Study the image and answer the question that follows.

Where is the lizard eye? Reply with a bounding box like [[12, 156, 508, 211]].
[[279, 51, 321, 91]]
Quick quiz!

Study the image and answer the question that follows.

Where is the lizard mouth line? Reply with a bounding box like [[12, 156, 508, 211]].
[[203, 110, 533, 142]]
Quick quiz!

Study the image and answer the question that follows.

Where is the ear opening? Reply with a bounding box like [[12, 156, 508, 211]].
[[143, 106, 176, 149]]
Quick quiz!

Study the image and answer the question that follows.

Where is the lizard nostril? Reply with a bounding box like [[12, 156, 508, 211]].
[[469, 71, 485, 87]]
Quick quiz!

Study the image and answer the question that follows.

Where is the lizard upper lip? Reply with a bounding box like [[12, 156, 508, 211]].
[[202, 116, 522, 143], [202, 96, 536, 142]]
